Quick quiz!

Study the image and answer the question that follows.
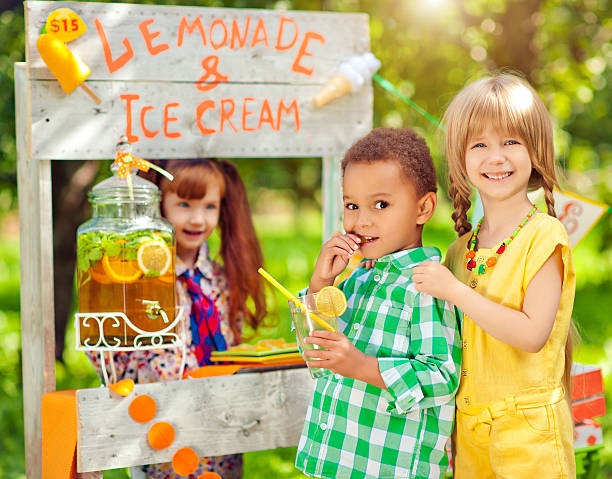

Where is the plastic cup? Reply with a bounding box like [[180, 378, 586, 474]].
[[289, 292, 339, 379]]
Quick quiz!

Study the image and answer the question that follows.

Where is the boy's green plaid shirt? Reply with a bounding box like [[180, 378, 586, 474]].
[[296, 247, 462, 479]]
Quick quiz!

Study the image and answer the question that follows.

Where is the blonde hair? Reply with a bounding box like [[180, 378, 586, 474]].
[[444, 73, 558, 236]]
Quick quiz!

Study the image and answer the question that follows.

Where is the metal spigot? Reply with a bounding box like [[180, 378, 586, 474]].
[[141, 300, 169, 323]]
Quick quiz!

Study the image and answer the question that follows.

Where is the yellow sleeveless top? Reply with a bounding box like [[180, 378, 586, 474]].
[[445, 213, 575, 414]]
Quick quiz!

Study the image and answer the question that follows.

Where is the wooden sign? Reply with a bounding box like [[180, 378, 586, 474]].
[[25, 1, 372, 159]]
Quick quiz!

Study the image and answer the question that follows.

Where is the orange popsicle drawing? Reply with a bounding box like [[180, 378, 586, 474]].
[[36, 33, 101, 104]]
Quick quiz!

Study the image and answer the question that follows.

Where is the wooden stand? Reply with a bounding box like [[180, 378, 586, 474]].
[[18, 2, 372, 476]]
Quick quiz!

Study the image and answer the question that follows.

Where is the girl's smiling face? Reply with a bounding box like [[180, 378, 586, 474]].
[[342, 159, 433, 259], [162, 179, 222, 266], [465, 127, 533, 204]]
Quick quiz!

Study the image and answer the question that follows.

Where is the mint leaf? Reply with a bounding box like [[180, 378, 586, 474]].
[[104, 241, 121, 257], [77, 255, 90, 272]]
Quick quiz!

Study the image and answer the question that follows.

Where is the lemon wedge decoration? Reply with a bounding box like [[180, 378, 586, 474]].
[[108, 378, 135, 397], [137, 240, 171, 276], [316, 286, 347, 318]]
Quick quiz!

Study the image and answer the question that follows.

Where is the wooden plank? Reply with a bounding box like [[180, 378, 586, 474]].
[[15, 61, 57, 479], [77, 473, 103, 479], [572, 363, 604, 401], [30, 80, 372, 159], [76, 368, 314, 472], [25, 1, 369, 83], [572, 395, 607, 424]]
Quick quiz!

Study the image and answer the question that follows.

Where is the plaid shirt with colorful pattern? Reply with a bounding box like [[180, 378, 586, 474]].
[[296, 247, 462, 479]]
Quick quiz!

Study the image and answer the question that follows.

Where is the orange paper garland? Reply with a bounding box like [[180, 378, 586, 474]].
[[172, 447, 199, 476], [198, 473, 223, 479], [109, 373, 212, 471], [148, 422, 175, 450], [129, 394, 157, 423]]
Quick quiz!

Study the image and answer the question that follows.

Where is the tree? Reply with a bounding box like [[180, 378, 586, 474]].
[[2, 0, 610, 357]]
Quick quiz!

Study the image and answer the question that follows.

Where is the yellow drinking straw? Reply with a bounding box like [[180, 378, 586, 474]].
[[257, 268, 337, 332]]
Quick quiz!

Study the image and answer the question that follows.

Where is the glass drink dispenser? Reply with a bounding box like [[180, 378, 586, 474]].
[[75, 146, 182, 350]]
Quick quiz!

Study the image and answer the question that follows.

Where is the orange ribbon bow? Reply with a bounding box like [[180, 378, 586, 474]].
[[114, 151, 152, 178]]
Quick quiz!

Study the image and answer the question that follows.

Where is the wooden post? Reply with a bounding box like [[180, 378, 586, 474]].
[[15, 62, 57, 479], [322, 156, 343, 241]]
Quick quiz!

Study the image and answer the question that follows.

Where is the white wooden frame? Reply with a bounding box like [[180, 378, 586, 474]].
[[16, 62, 57, 479], [18, 2, 371, 477]]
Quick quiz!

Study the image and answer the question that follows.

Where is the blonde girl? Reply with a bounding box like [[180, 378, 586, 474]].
[[412, 73, 576, 478]]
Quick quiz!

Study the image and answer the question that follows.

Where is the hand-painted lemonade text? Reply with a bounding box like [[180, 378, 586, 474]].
[[94, 14, 326, 142]]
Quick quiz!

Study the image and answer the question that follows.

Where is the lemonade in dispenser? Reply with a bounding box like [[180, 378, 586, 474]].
[[75, 139, 182, 350]]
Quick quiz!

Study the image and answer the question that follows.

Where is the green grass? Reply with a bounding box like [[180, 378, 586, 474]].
[[0, 232, 25, 478], [1, 202, 611, 477]]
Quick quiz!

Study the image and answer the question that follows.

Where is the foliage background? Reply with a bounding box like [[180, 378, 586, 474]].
[[1, 0, 611, 477]]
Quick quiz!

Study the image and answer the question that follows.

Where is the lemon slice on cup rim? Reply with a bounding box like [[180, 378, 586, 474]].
[[315, 286, 347, 318], [137, 240, 172, 276]]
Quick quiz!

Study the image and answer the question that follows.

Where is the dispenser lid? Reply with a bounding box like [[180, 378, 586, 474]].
[[89, 137, 160, 203]]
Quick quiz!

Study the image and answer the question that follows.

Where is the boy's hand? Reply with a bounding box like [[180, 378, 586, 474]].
[[309, 232, 361, 292], [412, 261, 461, 302], [303, 331, 378, 383]]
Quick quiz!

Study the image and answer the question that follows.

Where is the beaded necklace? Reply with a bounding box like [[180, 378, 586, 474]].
[[466, 206, 538, 275]]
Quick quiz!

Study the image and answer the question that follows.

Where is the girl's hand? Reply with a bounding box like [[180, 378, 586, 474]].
[[362, 259, 377, 270], [412, 261, 461, 302], [303, 330, 367, 378], [309, 232, 360, 292]]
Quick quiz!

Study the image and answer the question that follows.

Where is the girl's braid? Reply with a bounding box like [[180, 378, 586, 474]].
[[449, 181, 472, 236], [540, 174, 557, 217]]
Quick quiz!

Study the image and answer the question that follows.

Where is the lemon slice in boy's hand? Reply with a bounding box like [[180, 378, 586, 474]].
[[316, 286, 347, 317], [137, 240, 171, 276]]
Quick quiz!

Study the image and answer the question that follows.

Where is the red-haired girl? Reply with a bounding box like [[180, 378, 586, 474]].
[[89, 158, 267, 479]]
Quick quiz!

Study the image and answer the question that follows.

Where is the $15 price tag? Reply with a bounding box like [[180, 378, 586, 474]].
[[44, 8, 87, 43]]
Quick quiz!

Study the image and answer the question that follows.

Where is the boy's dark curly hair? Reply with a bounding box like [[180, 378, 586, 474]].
[[341, 128, 437, 196]]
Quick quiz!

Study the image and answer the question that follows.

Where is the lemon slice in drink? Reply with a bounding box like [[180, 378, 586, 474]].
[[315, 286, 347, 317], [137, 240, 172, 276], [102, 256, 143, 283], [90, 261, 112, 284]]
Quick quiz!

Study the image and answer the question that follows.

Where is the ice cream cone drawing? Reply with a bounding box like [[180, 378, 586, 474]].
[[314, 52, 381, 107], [314, 73, 354, 108]]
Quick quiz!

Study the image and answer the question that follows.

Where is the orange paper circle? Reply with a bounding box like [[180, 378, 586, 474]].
[[129, 395, 157, 423], [148, 422, 175, 450], [198, 473, 222, 479], [108, 378, 134, 397], [172, 447, 199, 476]]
